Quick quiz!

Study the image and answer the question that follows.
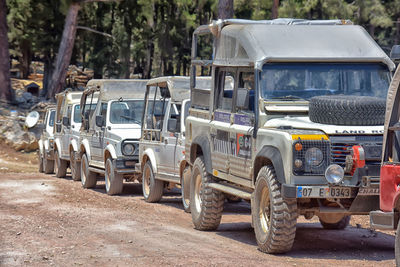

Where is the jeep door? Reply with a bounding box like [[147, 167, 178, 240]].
[[90, 102, 107, 165], [210, 68, 236, 174], [80, 91, 99, 166], [61, 104, 72, 158], [159, 101, 180, 175], [228, 70, 255, 181], [174, 99, 191, 173]]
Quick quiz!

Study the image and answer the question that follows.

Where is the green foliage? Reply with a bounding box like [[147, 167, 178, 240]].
[[6, 0, 400, 81]]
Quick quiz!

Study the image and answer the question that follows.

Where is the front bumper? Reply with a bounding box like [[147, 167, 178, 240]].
[[114, 157, 140, 174]]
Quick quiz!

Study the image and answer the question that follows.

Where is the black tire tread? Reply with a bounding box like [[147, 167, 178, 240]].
[[191, 156, 224, 231], [253, 166, 297, 254], [309, 95, 385, 126]]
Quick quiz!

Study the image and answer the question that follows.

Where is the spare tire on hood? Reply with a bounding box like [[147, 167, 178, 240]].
[[309, 95, 386, 126]]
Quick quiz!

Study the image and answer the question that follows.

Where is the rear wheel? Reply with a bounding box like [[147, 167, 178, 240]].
[[43, 155, 54, 174], [181, 166, 191, 213], [190, 156, 224, 230], [318, 214, 350, 229], [105, 158, 123, 195], [54, 150, 67, 178], [38, 151, 44, 173], [80, 153, 97, 188], [142, 161, 164, 202], [70, 151, 81, 181], [252, 165, 297, 254]]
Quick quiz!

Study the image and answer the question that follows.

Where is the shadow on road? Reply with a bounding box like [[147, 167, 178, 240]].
[[216, 220, 394, 262]]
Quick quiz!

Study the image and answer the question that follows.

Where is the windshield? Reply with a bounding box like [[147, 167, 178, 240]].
[[260, 63, 390, 100], [73, 105, 81, 123], [110, 100, 144, 124]]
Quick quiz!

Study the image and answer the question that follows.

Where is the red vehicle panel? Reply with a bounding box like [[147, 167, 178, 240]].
[[380, 164, 400, 211]]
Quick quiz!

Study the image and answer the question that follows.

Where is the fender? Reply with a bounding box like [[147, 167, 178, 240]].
[[105, 143, 117, 159], [142, 148, 158, 174], [81, 138, 91, 160], [38, 140, 44, 155], [179, 159, 188, 179], [190, 135, 212, 174], [70, 139, 78, 153], [54, 138, 62, 156], [254, 146, 285, 184]]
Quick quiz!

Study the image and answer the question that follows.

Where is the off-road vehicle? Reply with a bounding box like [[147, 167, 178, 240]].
[[139, 76, 213, 211], [53, 91, 83, 180], [38, 107, 56, 174], [186, 19, 394, 253], [79, 79, 148, 195]]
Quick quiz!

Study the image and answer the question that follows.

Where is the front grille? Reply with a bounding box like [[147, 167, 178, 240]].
[[330, 135, 383, 167]]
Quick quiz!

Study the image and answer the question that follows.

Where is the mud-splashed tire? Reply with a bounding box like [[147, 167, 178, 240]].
[[80, 153, 97, 188], [43, 156, 54, 174], [38, 151, 44, 173], [105, 158, 123, 195], [54, 150, 67, 178], [319, 215, 350, 230], [252, 165, 297, 254], [142, 161, 163, 202], [70, 151, 81, 181], [181, 166, 191, 213], [190, 156, 224, 231]]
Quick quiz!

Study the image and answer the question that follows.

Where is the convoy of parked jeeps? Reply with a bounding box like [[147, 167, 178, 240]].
[[37, 18, 400, 259]]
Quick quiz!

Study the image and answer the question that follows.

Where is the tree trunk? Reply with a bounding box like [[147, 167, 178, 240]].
[[46, 2, 81, 99], [20, 39, 32, 79], [0, 0, 14, 103], [218, 0, 234, 19], [272, 0, 279, 19]]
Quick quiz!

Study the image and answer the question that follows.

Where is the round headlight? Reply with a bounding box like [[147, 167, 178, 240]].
[[325, 164, 345, 184], [305, 147, 323, 166], [123, 143, 135, 155]]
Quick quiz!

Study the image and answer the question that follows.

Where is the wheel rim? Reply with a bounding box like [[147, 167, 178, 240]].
[[105, 161, 111, 192], [81, 156, 87, 186], [182, 169, 190, 208], [143, 165, 151, 196], [194, 171, 202, 213], [259, 187, 271, 234]]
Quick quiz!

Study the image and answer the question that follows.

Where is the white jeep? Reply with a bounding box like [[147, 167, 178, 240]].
[[53, 91, 83, 180], [38, 107, 56, 174], [79, 79, 148, 195]]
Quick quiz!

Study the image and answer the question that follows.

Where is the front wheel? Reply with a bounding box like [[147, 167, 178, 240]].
[[54, 150, 67, 178], [43, 155, 54, 174], [142, 161, 163, 202], [80, 153, 97, 188], [181, 166, 191, 213], [70, 151, 81, 181], [252, 165, 297, 254], [190, 156, 224, 230], [38, 151, 44, 173], [105, 158, 123, 195]]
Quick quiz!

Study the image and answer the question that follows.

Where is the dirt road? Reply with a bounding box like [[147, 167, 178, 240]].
[[0, 147, 396, 266]]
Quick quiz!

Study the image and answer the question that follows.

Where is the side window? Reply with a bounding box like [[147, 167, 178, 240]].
[[144, 85, 169, 140], [236, 72, 255, 113], [82, 92, 99, 131], [66, 105, 72, 127], [100, 103, 107, 118], [73, 105, 82, 123], [166, 103, 180, 133], [49, 111, 55, 127], [216, 69, 235, 111]]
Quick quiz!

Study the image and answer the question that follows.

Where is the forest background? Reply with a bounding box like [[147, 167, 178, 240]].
[[2, 0, 400, 100]]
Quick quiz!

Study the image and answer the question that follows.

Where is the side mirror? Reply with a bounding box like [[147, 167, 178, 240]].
[[95, 115, 104, 127], [391, 45, 400, 62], [62, 117, 70, 127], [167, 118, 178, 132]]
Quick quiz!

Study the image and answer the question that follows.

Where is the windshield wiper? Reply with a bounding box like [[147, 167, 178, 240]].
[[270, 95, 306, 101]]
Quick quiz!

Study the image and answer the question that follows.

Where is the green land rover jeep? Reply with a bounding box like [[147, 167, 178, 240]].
[[185, 19, 394, 253]]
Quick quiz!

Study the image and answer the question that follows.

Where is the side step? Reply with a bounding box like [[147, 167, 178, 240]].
[[208, 183, 252, 200], [88, 166, 105, 175]]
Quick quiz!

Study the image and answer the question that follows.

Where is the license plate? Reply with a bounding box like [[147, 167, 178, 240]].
[[296, 186, 352, 198]]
